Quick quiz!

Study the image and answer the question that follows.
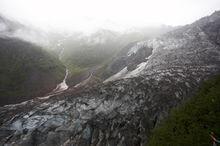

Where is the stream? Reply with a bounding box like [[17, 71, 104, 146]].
[[46, 43, 69, 95], [50, 69, 69, 94]]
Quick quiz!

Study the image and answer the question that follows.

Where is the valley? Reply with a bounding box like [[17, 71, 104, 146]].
[[0, 9, 219, 146]]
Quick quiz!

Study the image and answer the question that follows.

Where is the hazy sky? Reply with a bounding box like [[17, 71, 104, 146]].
[[0, 0, 219, 32]]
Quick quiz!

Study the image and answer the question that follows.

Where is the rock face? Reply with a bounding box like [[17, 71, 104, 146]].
[[0, 11, 220, 146]]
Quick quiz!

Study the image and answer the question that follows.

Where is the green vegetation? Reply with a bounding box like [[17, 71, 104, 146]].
[[0, 37, 65, 105], [62, 41, 120, 68], [62, 46, 120, 85], [60, 36, 123, 82], [65, 62, 87, 78], [148, 75, 220, 146]]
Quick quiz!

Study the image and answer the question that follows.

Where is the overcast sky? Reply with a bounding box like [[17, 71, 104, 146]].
[[0, 0, 219, 32]]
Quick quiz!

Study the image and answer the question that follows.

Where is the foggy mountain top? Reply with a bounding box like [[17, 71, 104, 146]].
[[0, 0, 219, 33], [0, 12, 176, 47]]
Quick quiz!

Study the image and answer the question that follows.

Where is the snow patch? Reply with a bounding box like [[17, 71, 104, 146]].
[[104, 67, 128, 83], [124, 62, 147, 78], [104, 51, 153, 82], [127, 41, 148, 56]]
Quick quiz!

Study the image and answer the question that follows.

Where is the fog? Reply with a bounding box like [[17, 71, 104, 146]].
[[0, 0, 219, 33]]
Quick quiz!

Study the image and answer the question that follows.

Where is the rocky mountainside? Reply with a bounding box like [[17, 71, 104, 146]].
[[101, 41, 153, 80], [0, 37, 65, 106], [0, 11, 220, 146], [103, 11, 220, 82], [55, 27, 174, 86]]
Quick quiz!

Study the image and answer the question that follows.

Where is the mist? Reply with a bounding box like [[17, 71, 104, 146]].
[[0, 0, 219, 33]]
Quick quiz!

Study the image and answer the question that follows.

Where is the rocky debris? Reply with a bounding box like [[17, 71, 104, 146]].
[[0, 67, 217, 146], [0, 11, 220, 146], [104, 11, 220, 82]]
